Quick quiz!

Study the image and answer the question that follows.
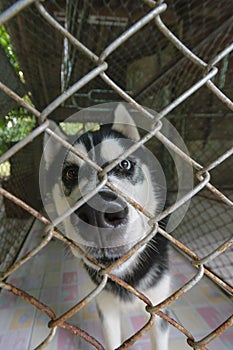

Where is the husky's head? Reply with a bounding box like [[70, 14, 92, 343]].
[[42, 104, 166, 265]]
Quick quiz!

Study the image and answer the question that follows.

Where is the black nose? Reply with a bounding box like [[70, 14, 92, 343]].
[[75, 191, 128, 228]]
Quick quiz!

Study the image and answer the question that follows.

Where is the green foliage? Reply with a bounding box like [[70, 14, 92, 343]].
[[60, 122, 99, 135], [0, 25, 20, 74], [0, 26, 35, 158], [0, 108, 36, 156], [0, 161, 10, 177]]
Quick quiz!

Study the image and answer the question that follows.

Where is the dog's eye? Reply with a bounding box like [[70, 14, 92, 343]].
[[62, 165, 79, 184], [118, 159, 132, 171]]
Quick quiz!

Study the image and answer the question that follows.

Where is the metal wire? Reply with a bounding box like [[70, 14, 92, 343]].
[[0, 1, 232, 349]]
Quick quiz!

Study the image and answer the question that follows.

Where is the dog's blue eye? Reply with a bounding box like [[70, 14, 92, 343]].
[[118, 159, 132, 170]]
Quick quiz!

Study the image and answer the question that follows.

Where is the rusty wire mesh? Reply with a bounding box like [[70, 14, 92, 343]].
[[0, 0, 233, 349]]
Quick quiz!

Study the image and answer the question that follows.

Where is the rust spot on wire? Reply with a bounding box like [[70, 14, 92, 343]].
[[60, 323, 105, 350], [117, 314, 156, 349], [0, 281, 56, 320]]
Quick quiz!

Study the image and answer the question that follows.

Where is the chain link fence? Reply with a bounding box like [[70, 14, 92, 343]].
[[0, 0, 232, 349]]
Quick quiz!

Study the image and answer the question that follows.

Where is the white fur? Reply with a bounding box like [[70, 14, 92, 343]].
[[92, 273, 171, 350], [100, 138, 125, 163], [112, 104, 140, 141], [65, 141, 87, 168]]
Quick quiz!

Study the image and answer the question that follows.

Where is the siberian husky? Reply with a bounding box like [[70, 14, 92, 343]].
[[42, 104, 170, 349]]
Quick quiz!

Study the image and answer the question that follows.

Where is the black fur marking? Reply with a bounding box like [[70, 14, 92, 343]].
[[66, 127, 145, 186], [84, 230, 169, 302], [59, 126, 146, 198], [75, 127, 126, 154]]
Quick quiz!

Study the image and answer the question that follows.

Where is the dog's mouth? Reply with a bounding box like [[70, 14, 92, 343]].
[[72, 191, 129, 229], [69, 190, 134, 253], [80, 243, 134, 266], [68, 190, 148, 264]]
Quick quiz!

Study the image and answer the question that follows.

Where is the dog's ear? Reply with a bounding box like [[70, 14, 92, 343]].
[[43, 120, 68, 167], [112, 103, 140, 141]]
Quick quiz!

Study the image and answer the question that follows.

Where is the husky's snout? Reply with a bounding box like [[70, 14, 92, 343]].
[[75, 190, 129, 229]]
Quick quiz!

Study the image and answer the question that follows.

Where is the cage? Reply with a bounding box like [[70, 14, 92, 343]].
[[0, 1, 232, 349]]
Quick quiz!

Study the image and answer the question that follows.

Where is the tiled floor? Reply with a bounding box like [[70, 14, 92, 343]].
[[0, 219, 232, 349]]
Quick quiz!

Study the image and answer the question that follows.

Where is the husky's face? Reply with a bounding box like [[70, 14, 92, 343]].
[[43, 105, 166, 264]]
